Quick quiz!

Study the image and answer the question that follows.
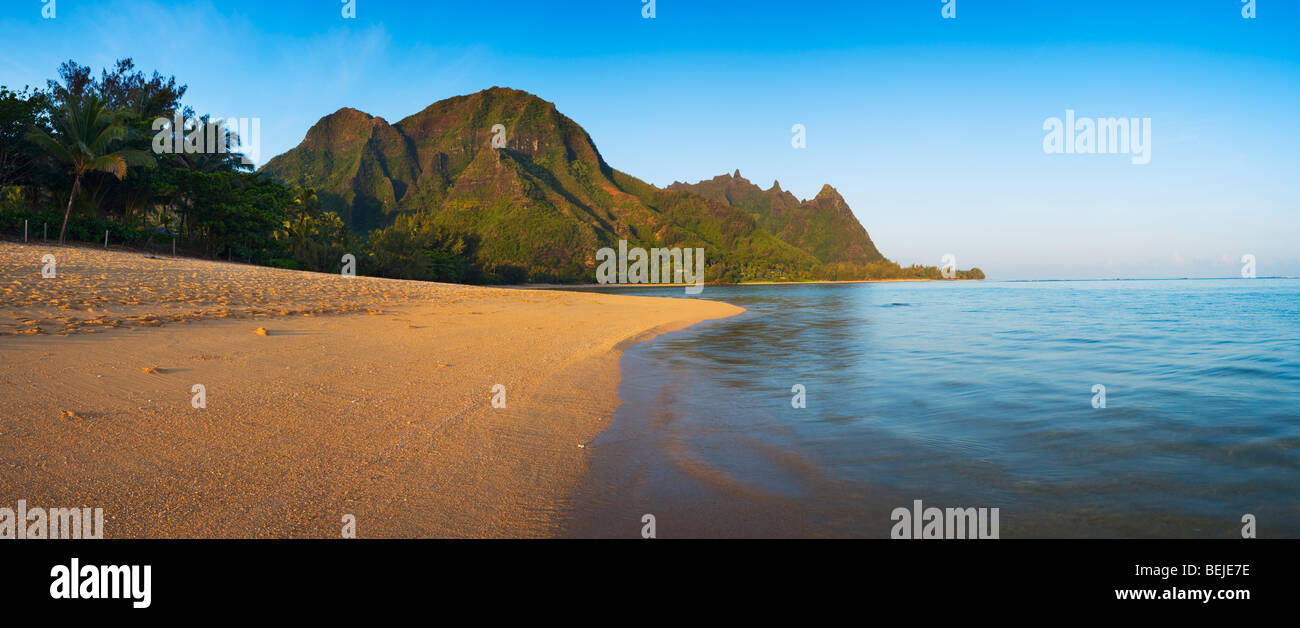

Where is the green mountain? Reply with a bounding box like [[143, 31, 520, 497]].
[[667, 171, 885, 265], [261, 87, 974, 283]]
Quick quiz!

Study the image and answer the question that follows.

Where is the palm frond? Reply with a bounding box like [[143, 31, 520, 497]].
[[117, 149, 157, 169], [88, 154, 128, 180], [24, 130, 74, 163]]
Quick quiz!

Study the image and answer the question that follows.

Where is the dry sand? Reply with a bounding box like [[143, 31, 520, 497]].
[[0, 240, 742, 537]]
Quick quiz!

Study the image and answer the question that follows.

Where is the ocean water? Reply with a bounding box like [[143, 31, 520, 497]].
[[564, 279, 1300, 538]]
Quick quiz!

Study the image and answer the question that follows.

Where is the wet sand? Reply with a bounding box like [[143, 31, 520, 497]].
[[562, 317, 901, 539], [0, 241, 742, 537]]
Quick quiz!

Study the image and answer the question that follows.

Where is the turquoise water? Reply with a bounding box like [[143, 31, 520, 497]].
[[565, 279, 1300, 538]]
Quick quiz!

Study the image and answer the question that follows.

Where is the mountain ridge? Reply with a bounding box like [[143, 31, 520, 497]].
[[261, 87, 979, 283]]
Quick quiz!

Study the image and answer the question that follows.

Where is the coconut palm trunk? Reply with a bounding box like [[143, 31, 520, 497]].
[[58, 174, 82, 246]]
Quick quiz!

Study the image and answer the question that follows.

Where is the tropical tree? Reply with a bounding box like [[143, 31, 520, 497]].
[[0, 86, 50, 190], [160, 117, 251, 174], [25, 93, 154, 244]]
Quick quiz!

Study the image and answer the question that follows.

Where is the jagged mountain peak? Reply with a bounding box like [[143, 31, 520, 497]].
[[814, 183, 845, 203], [670, 173, 883, 265]]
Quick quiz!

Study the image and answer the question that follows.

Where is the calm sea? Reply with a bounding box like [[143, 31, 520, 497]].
[[564, 279, 1300, 538]]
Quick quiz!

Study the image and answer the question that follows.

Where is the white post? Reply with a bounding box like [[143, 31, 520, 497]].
[[104, 230, 109, 249], [24, 220, 28, 242]]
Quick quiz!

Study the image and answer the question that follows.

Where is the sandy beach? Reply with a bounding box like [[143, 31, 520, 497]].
[[0, 240, 742, 538]]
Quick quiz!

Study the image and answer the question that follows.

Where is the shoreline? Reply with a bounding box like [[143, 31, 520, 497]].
[[0, 240, 743, 537], [559, 312, 834, 538], [510, 277, 964, 290]]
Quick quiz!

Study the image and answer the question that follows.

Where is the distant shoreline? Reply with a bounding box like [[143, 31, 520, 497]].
[[11, 239, 1289, 285], [512, 277, 966, 290], [516, 276, 1298, 289]]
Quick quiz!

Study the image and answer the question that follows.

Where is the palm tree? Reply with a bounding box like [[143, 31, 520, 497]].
[[162, 117, 250, 174], [26, 94, 154, 245]]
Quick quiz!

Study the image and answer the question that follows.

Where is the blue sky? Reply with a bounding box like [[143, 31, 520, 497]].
[[2, 0, 1297, 279]]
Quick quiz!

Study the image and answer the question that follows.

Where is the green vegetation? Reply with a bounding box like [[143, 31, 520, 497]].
[[3, 68, 982, 284], [27, 93, 155, 244], [0, 60, 478, 278], [668, 174, 886, 266]]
